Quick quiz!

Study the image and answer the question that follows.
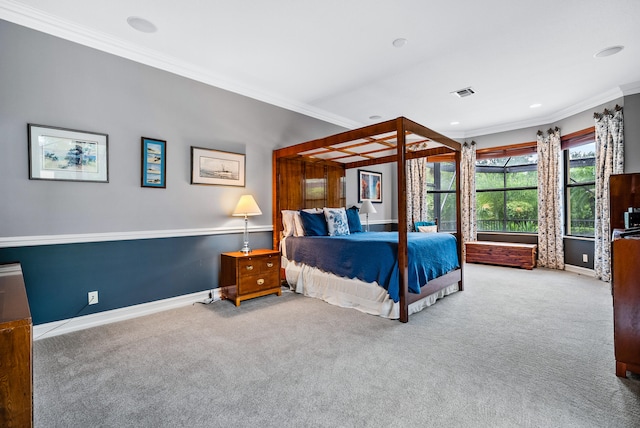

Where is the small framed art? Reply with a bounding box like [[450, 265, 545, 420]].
[[141, 137, 166, 188], [28, 124, 109, 183], [190, 147, 245, 187], [358, 169, 382, 203]]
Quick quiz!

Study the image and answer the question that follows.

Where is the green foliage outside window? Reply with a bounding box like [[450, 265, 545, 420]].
[[476, 155, 538, 233]]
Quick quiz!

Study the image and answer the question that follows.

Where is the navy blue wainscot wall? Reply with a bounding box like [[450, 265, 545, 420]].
[[0, 231, 273, 325]]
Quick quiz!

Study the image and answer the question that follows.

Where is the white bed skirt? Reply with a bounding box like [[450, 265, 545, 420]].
[[283, 257, 459, 319]]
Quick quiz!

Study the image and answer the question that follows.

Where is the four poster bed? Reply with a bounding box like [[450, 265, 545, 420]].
[[272, 117, 463, 322]]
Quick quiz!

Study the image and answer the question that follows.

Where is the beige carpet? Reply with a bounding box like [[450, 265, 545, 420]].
[[33, 263, 640, 427]]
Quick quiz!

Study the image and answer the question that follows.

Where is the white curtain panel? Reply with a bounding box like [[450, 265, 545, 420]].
[[537, 128, 564, 269], [594, 107, 624, 282], [406, 157, 428, 231], [461, 142, 477, 256]]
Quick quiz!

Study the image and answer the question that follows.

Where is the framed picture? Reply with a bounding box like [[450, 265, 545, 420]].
[[358, 169, 382, 203], [141, 137, 166, 188], [28, 124, 108, 183], [190, 147, 245, 186]]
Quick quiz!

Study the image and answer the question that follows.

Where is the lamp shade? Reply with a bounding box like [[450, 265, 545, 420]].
[[359, 200, 377, 215], [232, 195, 262, 216]]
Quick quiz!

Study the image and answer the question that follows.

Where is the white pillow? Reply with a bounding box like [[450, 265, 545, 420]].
[[281, 210, 297, 237], [323, 207, 350, 236], [418, 225, 438, 233], [283, 209, 321, 237]]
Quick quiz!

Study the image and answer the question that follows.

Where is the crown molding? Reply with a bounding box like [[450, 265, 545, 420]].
[[1, 1, 636, 139], [463, 86, 625, 138], [620, 80, 640, 96], [0, 0, 362, 130]]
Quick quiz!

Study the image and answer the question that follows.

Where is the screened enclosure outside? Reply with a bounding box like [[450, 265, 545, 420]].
[[475, 154, 539, 233], [425, 162, 457, 231], [565, 142, 595, 237]]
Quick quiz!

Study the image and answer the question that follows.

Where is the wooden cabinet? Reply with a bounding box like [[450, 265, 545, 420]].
[[220, 249, 281, 306], [0, 263, 33, 427], [612, 238, 640, 378]]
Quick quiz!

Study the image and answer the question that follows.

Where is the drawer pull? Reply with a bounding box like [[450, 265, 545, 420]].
[[266, 262, 274, 268], [246, 265, 254, 271], [257, 278, 265, 285]]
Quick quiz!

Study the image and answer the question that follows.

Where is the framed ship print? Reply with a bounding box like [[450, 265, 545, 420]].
[[190, 147, 245, 187]]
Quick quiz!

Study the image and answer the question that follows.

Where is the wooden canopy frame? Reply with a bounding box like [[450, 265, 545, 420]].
[[273, 117, 463, 322]]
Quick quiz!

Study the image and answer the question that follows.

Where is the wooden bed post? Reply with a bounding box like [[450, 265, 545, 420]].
[[455, 149, 464, 291], [397, 118, 409, 323], [272, 151, 279, 251]]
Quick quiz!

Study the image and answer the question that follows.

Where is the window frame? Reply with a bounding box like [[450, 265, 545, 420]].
[[562, 127, 596, 238]]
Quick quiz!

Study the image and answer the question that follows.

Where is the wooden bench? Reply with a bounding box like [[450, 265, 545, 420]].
[[465, 241, 537, 270]]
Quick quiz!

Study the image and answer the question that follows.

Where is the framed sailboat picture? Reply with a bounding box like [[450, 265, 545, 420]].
[[190, 147, 245, 187], [141, 137, 166, 188]]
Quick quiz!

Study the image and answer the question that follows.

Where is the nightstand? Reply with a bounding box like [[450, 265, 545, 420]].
[[220, 249, 281, 306]]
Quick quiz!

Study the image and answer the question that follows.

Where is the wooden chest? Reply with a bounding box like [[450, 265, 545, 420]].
[[465, 241, 537, 270], [220, 249, 281, 306]]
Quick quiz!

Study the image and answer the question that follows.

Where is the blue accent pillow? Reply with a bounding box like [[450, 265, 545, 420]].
[[324, 207, 350, 236], [346, 206, 363, 233], [299, 210, 329, 236]]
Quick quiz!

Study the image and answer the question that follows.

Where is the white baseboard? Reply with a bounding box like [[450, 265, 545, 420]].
[[564, 264, 595, 277], [33, 288, 223, 340]]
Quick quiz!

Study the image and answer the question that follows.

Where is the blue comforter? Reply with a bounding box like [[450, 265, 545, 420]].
[[285, 232, 459, 302]]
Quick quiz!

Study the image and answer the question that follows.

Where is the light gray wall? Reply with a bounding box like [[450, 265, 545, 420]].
[[0, 19, 345, 238], [623, 93, 640, 172]]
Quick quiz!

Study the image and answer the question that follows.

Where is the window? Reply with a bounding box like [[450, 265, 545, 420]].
[[425, 162, 457, 231], [563, 130, 595, 237], [475, 153, 538, 233]]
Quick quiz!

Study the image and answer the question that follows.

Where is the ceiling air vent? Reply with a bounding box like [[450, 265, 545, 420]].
[[451, 87, 475, 98]]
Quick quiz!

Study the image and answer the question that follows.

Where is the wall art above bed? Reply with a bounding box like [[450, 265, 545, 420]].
[[28, 124, 109, 183], [358, 169, 382, 203]]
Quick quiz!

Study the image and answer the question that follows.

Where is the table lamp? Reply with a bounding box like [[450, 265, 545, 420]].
[[232, 195, 262, 254], [359, 200, 377, 232]]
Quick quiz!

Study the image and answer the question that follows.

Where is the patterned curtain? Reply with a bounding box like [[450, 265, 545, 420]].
[[461, 141, 477, 255], [594, 106, 624, 282], [406, 157, 428, 231], [537, 127, 564, 269]]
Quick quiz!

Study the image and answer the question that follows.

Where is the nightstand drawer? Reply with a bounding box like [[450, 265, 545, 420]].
[[238, 255, 278, 275], [238, 271, 279, 294]]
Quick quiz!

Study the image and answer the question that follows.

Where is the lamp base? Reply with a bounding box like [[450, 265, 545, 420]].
[[240, 244, 251, 254]]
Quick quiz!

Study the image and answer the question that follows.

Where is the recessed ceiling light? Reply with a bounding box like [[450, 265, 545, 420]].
[[127, 16, 157, 33], [529, 103, 542, 109], [369, 115, 382, 120], [450, 121, 460, 125], [594, 45, 624, 58], [392, 38, 407, 48]]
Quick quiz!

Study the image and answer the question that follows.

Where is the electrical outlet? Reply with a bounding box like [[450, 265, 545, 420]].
[[582, 254, 588, 263], [88, 291, 98, 305]]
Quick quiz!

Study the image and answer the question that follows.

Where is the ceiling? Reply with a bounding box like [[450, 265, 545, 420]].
[[2, 0, 639, 138]]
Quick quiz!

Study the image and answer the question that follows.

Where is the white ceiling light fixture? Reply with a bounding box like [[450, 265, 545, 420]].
[[127, 16, 157, 33], [369, 115, 382, 120], [392, 38, 407, 48], [450, 121, 460, 125], [594, 45, 624, 58], [593, 45, 624, 58], [529, 103, 542, 109]]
